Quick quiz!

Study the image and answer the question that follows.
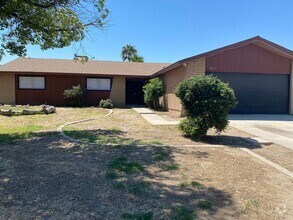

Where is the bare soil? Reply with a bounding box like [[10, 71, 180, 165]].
[[251, 144, 293, 172], [0, 108, 292, 219], [66, 108, 257, 148]]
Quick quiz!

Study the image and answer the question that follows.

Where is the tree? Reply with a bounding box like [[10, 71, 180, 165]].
[[0, 0, 110, 60], [130, 54, 144, 63], [143, 77, 164, 110], [121, 45, 137, 62], [175, 75, 237, 138]]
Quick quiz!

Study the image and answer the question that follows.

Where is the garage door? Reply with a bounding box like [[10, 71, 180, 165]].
[[207, 73, 290, 114]]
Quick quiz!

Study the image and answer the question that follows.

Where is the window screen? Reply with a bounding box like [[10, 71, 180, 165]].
[[87, 78, 111, 91], [19, 76, 45, 89]]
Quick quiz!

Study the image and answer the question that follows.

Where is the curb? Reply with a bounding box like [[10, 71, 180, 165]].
[[57, 109, 113, 143]]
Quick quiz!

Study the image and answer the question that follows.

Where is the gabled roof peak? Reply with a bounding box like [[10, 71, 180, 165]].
[[152, 36, 293, 77]]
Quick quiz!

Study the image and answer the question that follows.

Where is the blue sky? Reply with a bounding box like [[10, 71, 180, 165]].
[[1, 0, 293, 64]]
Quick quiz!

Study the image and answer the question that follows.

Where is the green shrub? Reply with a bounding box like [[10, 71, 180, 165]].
[[63, 85, 85, 107], [99, 99, 113, 109], [122, 212, 153, 220], [143, 77, 164, 110], [175, 75, 236, 138], [197, 200, 213, 210]]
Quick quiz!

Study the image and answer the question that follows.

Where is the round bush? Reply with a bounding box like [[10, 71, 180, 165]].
[[63, 85, 85, 107], [99, 99, 113, 109], [175, 75, 237, 137]]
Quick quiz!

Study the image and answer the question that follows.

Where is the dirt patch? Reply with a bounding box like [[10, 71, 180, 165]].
[[251, 144, 293, 172], [65, 109, 258, 148], [0, 135, 292, 219], [1, 108, 292, 219]]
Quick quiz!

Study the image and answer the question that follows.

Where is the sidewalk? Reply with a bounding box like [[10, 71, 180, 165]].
[[132, 108, 179, 125]]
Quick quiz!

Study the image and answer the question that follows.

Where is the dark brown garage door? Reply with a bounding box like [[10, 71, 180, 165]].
[[207, 73, 290, 114]]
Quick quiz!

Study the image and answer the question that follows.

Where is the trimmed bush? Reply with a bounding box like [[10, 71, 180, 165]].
[[99, 99, 113, 109], [143, 77, 164, 110], [175, 75, 236, 138], [63, 85, 85, 107]]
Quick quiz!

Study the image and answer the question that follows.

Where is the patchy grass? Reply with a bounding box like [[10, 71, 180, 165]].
[[113, 182, 126, 189], [191, 181, 205, 189], [161, 163, 180, 171], [0, 108, 291, 219], [105, 171, 118, 180], [129, 181, 151, 195], [152, 149, 169, 161], [148, 140, 163, 145], [108, 157, 144, 174], [242, 199, 259, 213], [63, 127, 128, 144], [0, 107, 107, 133], [0, 107, 107, 143], [0, 125, 44, 143], [179, 181, 205, 189], [121, 211, 153, 220], [197, 200, 213, 210], [179, 182, 190, 188], [63, 127, 165, 146], [173, 206, 195, 220]]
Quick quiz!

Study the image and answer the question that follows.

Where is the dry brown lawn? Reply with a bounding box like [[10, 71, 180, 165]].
[[0, 108, 292, 219]]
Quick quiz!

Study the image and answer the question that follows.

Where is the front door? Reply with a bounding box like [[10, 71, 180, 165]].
[[126, 79, 145, 105]]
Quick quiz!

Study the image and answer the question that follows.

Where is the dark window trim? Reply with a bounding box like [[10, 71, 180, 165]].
[[86, 77, 112, 91], [18, 75, 46, 90]]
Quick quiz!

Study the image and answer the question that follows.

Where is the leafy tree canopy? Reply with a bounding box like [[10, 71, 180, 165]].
[[0, 0, 110, 60]]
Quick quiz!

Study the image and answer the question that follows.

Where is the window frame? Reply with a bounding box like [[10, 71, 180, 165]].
[[18, 75, 46, 90], [86, 77, 112, 91]]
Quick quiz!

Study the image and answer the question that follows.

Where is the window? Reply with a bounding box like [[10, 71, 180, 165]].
[[87, 78, 111, 91], [19, 76, 45, 89]]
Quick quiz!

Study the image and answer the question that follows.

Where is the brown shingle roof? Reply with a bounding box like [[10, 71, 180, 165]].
[[0, 58, 171, 76]]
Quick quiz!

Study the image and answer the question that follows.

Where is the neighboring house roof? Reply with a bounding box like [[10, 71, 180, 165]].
[[152, 36, 293, 77], [0, 58, 171, 77]]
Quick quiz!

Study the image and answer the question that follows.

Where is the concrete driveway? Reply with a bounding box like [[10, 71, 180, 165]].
[[229, 115, 293, 150]]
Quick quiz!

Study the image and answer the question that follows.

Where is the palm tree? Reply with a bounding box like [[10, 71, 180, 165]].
[[131, 54, 144, 63], [121, 45, 137, 62]]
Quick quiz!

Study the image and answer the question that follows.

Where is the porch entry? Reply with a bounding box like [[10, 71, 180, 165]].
[[125, 78, 146, 105]]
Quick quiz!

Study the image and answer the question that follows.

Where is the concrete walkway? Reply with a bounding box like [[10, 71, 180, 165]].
[[133, 107, 179, 125]]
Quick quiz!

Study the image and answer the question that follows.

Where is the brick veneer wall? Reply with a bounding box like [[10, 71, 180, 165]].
[[160, 58, 206, 116]]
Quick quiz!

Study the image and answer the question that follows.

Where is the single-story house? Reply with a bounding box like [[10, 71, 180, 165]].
[[0, 36, 292, 115]]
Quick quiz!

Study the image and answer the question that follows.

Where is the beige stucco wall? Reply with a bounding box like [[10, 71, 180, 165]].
[[109, 76, 125, 107], [161, 66, 186, 113], [0, 73, 15, 104], [160, 58, 206, 115], [289, 62, 293, 115]]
